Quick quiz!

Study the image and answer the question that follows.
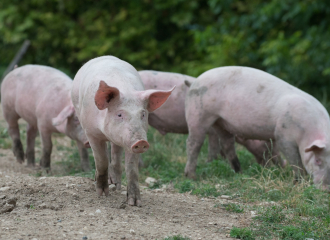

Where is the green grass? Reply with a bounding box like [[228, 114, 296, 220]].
[[222, 203, 244, 213], [230, 227, 254, 240]]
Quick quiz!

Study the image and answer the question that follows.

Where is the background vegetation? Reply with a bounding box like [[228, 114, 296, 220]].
[[1, 0, 330, 108]]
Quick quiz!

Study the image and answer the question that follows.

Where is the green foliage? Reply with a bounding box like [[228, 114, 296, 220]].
[[1, 0, 330, 111], [230, 227, 254, 240]]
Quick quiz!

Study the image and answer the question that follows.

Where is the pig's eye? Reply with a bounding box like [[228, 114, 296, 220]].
[[118, 114, 122, 117], [141, 112, 145, 119]]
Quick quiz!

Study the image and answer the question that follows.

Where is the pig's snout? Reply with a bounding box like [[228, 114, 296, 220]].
[[131, 140, 149, 153], [84, 141, 91, 148]]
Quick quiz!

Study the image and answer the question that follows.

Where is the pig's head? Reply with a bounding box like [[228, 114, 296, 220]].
[[95, 80, 174, 153], [304, 139, 330, 191], [52, 105, 90, 148]]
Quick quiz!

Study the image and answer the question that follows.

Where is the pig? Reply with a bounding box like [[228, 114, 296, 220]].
[[71, 56, 174, 206], [139, 70, 284, 166], [1, 65, 91, 171], [185, 66, 330, 190]]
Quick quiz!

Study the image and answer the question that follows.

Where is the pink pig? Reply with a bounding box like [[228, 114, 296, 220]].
[[139, 70, 283, 166], [185, 66, 330, 190], [71, 56, 174, 206], [1, 65, 91, 171]]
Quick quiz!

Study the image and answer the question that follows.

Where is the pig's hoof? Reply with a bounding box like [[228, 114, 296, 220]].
[[281, 159, 287, 168], [128, 198, 142, 207], [97, 186, 109, 197], [185, 171, 196, 180]]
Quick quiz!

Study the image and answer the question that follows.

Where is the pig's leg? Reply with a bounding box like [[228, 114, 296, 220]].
[[108, 142, 123, 190], [39, 129, 52, 169], [185, 128, 207, 179], [26, 124, 38, 167], [270, 141, 287, 168], [88, 137, 109, 196], [185, 112, 216, 179], [207, 128, 220, 162], [124, 150, 141, 207], [7, 116, 24, 163], [213, 125, 241, 172], [76, 141, 91, 172], [236, 138, 267, 166]]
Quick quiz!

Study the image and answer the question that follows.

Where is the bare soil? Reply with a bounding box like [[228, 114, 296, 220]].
[[0, 108, 250, 240]]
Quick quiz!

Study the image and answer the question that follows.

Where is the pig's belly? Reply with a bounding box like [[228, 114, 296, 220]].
[[218, 117, 276, 141]]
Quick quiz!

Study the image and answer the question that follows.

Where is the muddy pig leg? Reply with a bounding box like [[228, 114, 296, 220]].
[[6, 116, 24, 163], [213, 124, 241, 172], [207, 127, 220, 162], [39, 129, 52, 169], [77, 141, 91, 172], [88, 136, 109, 196], [26, 124, 38, 167], [125, 150, 141, 207], [109, 142, 123, 190]]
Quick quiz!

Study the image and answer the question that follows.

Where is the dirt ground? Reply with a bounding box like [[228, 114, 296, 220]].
[[0, 108, 250, 240]]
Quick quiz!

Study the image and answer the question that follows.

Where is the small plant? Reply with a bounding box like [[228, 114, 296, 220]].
[[176, 180, 195, 193], [30, 205, 35, 209], [223, 203, 244, 213], [256, 206, 285, 223], [230, 227, 254, 240]]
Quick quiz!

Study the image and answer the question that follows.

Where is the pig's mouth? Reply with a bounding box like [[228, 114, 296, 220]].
[[131, 140, 149, 153], [84, 141, 91, 148]]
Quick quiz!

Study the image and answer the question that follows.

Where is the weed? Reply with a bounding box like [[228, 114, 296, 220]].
[[255, 206, 285, 223], [230, 227, 254, 240], [176, 179, 194, 193], [222, 203, 244, 213]]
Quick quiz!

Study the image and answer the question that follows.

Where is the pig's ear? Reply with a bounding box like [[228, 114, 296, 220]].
[[52, 105, 75, 126], [184, 80, 192, 87], [305, 140, 326, 153], [94, 80, 120, 110], [141, 86, 175, 112]]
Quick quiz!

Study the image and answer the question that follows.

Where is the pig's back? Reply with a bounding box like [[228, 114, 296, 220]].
[[1, 65, 72, 125], [192, 66, 326, 139], [139, 70, 194, 133]]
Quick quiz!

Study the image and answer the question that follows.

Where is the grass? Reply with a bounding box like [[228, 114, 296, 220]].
[[1, 123, 330, 239]]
